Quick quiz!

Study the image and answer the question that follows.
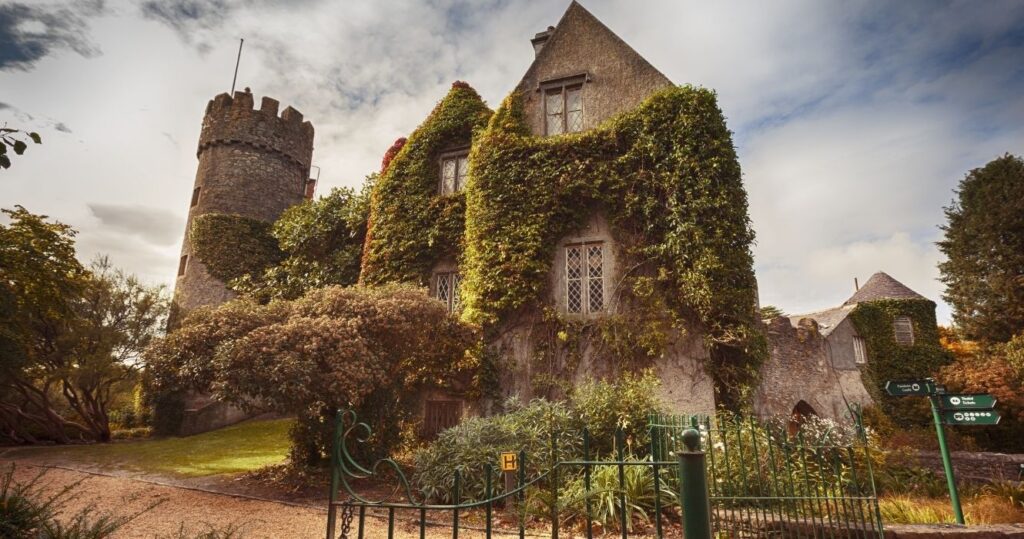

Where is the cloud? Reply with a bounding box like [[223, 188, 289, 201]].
[[87, 203, 183, 246], [0, 1, 105, 71], [53, 122, 71, 133]]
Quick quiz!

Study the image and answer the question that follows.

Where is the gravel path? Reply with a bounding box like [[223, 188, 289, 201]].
[[2, 460, 519, 538]]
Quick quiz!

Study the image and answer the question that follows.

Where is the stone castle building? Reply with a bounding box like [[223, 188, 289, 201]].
[[170, 2, 944, 435], [171, 89, 316, 323]]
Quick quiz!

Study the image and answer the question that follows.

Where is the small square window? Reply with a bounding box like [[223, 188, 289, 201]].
[[853, 336, 867, 364], [190, 186, 201, 207], [439, 154, 469, 195], [177, 255, 188, 276], [893, 316, 914, 346]]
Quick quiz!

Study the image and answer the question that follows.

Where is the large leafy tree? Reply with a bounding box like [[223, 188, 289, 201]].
[[0, 207, 167, 443], [938, 154, 1024, 344], [145, 285, 476, 464]]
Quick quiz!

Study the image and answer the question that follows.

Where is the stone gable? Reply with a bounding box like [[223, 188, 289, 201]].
[[514, 1, 672, 136]]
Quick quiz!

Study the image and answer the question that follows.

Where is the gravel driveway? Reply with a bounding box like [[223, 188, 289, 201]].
[[3, 460, 520, 538]]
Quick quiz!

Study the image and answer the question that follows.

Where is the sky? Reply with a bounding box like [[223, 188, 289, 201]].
[[2, 0, 1023, 324]]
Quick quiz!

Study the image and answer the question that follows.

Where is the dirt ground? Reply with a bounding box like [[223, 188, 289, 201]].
[[1, 459, 535, 539]]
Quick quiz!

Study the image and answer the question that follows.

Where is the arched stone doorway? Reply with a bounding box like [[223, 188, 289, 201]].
[[787, 400, 818, 436]]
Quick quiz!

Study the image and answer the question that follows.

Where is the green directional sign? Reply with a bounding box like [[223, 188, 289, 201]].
[[885, 380, 933, 396], [939, 394, 997, 410], [942, 410, 1001, 426]]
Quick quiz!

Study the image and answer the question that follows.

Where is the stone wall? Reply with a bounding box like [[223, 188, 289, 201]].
[[171, 90, 315, 318], [912, 450, 1024, 483], [755, 316, 874, 420]]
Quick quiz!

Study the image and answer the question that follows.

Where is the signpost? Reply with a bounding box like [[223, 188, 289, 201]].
[[500, 452, 519, 512], [886, 377, 999, 525]]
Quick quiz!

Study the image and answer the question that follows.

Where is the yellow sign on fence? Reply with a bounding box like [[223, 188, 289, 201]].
[[500, 452, 518, 472]]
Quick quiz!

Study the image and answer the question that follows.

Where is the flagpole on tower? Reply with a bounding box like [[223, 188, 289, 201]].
[[230, 38, 244, 94]]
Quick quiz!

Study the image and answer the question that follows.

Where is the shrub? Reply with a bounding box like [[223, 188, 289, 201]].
[[555, 458, 678, 532], [413, 374, 664, 502], [145, 285, 477, 465]]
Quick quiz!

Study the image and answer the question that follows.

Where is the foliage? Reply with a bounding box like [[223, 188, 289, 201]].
[[0, 464, 146, 538], [156, 522, 249, 539], [461, 86, 764, 409], [234, 179, 375, 302], [549, 458, 678, 532], [759, 305, 786, 319], [360, 81, 493, 285], [413, 374, 663, 502], [937, 330, 1024, 452], [0, 126, 41, 170], [145, 286, 476, 465], [878, 494, 1024, 525], [848, 299, 951, 426], [0, 208, 167, 443], [189, 213, 283, 284], [938, 153, 1024, 345]]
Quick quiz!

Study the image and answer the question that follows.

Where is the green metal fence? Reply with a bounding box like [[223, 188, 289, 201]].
[[650, 411, 885, 538], [326, 408, 883, 539]]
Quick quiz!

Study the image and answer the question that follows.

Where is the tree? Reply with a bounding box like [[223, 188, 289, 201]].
[[0, 207, 167, 443], [938, 154, 1024, 344], [231, 177, 375, 302], [145, 285, 476, 464], [0, 127, 42, 170]]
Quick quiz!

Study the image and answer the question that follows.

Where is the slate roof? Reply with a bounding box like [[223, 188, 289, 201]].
[[787, 305, 855, 337], [842, 271, 927, 306]]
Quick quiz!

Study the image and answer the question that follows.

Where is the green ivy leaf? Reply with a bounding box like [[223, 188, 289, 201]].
[[13, 140, 27, 155], [29, 132, 41, 144], [0, 154, 10, 169]]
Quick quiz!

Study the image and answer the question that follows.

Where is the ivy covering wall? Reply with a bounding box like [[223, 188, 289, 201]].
[[462, 86, 765, 408], [849, 299, 952, 425], [359, 82, 493, 285], [190, 213, 283, 283]]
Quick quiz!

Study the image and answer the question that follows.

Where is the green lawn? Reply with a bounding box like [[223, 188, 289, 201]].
[[9, 418, 293, 478]]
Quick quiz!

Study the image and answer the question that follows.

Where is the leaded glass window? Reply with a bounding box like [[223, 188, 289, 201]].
[[565, 242, 604, 315], [545, 85, 583, 135], [440, 154, 469, 195], [434, 271, 461, 313]]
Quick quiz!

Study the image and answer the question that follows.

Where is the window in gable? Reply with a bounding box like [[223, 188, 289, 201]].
[[545, 84, 583, 135], [177, 255, 188, 277], [853, 336, 867, 364], [191, 186, 201, 207], [439, 153, 469, 195], [434, 271, 461, 313], [566, 242, 604, 315], [893, 316, 915, 345]]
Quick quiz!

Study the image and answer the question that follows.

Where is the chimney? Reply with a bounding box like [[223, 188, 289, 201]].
[[531, 26, 555, 56]]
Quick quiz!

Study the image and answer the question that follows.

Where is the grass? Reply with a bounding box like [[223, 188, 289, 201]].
[[7, 418, 293, 478], [879, 494, 1024, 525]]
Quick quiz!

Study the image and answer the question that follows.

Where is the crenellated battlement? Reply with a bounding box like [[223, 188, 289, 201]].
[[198, 90, 314, 171]]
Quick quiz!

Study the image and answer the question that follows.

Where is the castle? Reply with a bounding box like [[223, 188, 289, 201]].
[[171, 2, 946, 435]]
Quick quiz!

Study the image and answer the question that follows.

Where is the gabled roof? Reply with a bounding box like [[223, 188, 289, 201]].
[[514, 1, 671, 92], [843, 272, 927, 306], [788, 305, 855, 337]]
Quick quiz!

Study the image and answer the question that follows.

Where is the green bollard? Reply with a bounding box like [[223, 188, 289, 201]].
[[678, 427, 712, 539]]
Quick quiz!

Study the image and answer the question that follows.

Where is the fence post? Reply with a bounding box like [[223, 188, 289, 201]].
[[326, 409, 343, 539], [677, 427, 712, 539]]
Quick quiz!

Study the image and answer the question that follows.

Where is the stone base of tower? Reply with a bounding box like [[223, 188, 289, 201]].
[[177, 392, 253, 436]]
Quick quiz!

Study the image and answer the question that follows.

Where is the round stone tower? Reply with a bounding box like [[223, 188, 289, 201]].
[[170, 89, 314, 323]]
